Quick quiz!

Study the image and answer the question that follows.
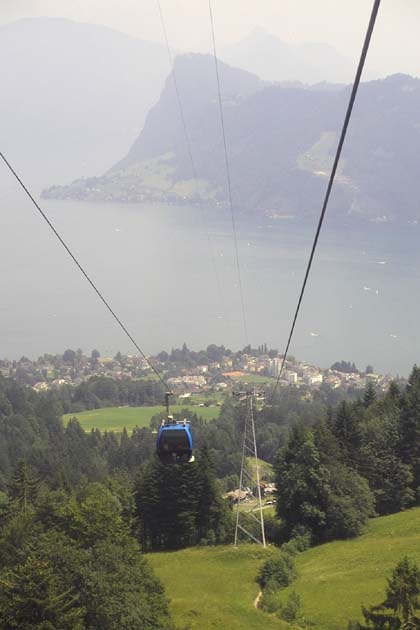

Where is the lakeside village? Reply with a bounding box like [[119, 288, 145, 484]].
[[0, 345, 395, 397]]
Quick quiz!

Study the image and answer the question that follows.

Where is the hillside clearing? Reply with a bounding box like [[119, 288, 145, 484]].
[[63, 403, 220, 433], [148, 545, 288, 630], [280, 507, 420, 630], [148, 509, 420, 630]]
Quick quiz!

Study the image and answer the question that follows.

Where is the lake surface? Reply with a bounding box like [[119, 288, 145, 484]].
[[1, 179, 420, 376]]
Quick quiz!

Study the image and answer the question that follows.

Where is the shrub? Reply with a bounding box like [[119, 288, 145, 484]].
[[263, 512, 282, 544], [280, 591, 301, 622], [260, 588, 303, 623], [257, 552, 297, 589], [290, 524, 312, 548], [291, 531, 312, 551], [282, 532, 312, 557], [260, 587, 282, 614], [281, 539, 299, 556]]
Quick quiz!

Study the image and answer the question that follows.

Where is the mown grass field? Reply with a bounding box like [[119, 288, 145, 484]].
[[148, 509, 420, 630], [280, 507, 420, 630], [235, 373, 275, 385], [148, 545, 289, 630], [63, 403, 220, 433]]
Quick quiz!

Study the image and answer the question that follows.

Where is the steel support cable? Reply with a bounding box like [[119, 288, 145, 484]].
[[208, 0, 249, 345], [0, 151, 172, 393], [271, 0, 381, 400], [156, 0, 227, 324]]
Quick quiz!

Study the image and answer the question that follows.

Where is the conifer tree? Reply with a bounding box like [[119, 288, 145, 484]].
[[358, 557, 420, 629], [357, 403, 414, 514], [137, 450, 229, 550], [335, 401, 354, 445], [399, 366, 420, 490], [333, 400, 363, 462], [137, 458, 197, 550], [9, 460, 37, 515], [387, 381, 400, 403], [363, 382, 377, 408], [275, 424, 330, 542], [195, 447, 229, 543], [276, 423, 374, 543]]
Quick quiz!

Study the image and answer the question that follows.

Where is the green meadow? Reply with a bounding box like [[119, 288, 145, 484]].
[[280, 507, 420, 630], [235, 373, 274, 385], [63, 403, 220, 433], [148, 545, 288, 630], [148, 508, 420, 630]]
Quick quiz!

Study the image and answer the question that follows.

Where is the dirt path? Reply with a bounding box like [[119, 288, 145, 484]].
[[254, 590, 263, 609]]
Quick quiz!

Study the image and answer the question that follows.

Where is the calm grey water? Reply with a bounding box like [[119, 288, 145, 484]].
[[1, 180, 420, 376]]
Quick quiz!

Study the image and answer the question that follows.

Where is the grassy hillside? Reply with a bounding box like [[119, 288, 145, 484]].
[[63, 403, 220, 433], [246, 456, 274, 483], [280, 507, 420, 630], [148, 545, 289, 630], [148, 509, 420, 630]]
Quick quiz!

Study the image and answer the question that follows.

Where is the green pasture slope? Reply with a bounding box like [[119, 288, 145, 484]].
[[281, 507, 420, 630], [63, 403, 220, 433], [148, 545, 289, 630], [246, 456, 274, 483], [149, 509, 420, 630], [63, 406, 161, 433], [235, 373, 274, 385]]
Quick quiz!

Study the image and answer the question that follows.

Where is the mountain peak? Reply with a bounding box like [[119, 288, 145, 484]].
[[222, 28, 354, 84], [244, 26, 282, 43]]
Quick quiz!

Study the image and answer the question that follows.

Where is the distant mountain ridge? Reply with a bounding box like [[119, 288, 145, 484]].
[[43, 54, 420, 224], [2, 18, 357, 193], [220, 26, 356, 84]]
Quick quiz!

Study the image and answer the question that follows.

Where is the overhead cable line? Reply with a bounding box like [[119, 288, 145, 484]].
[[0, 151, 172, 393], [156, 0, 227, 325], [271, 0, 381, 399], [208, 0, 249, 345]]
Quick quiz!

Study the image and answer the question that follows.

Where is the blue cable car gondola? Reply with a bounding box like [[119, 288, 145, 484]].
[[157, 414, 194, 465]]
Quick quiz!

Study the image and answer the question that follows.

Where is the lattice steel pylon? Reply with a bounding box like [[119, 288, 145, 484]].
[[234, 390, 266, 547]]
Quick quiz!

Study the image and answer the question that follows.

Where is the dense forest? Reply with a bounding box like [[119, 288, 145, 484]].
[[2, 365, 420, 626], [274, 375, 420, 544], [0, 374, 228, 627]]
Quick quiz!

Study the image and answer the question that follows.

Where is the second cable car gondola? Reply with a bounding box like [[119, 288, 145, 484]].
[[156, 415, 194, 464]]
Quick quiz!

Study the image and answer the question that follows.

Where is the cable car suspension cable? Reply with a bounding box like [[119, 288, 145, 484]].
[[271, 0, 382, 399], [0, 151, 172, 394], [208, 0, 249, 345], [156, 0, 228, 325]]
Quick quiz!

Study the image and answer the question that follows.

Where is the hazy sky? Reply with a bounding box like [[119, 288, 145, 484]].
[[1, 1, 420, 77]]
